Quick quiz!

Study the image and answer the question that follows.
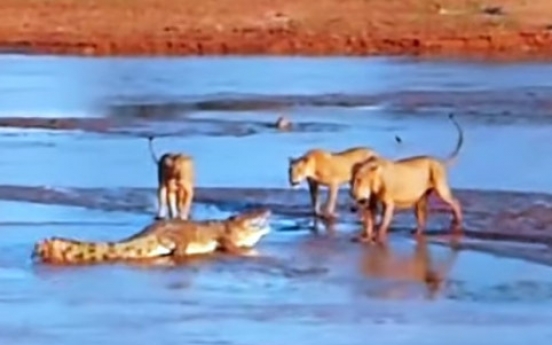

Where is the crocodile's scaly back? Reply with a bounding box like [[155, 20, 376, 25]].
[[32, 209, 272, 265], [33, 235, 176, 264], [32, 220, 219, 264]]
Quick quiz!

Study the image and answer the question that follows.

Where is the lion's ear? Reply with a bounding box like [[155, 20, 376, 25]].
[[351, 162, 363, 176], [288, 157, 296, 164], [366, 159, 380, 171]]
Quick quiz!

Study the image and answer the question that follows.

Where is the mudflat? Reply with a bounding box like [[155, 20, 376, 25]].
[[2, 0, 552, 58]]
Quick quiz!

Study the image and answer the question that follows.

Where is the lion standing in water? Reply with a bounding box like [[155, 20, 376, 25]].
[[148, 136, 195, 220], [350, 114, 464, 242], [288, 147, 379, 219]]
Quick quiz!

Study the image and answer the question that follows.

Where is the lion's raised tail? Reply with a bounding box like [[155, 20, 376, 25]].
[[148, 136, 159, 164], [443, 113, 464, 167]]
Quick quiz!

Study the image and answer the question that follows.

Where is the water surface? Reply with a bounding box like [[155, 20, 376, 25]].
[[1, 55, 552, 344]]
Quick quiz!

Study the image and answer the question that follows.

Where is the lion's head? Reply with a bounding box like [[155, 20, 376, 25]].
[[288, 156, 314, 187]]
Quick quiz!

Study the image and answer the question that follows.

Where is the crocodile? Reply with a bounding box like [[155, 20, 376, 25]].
[[32, 209, 271, 265]]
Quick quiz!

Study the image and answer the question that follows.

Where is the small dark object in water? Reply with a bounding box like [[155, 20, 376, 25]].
[[275, 116, 292, 131], [481, 6, 505, 16]]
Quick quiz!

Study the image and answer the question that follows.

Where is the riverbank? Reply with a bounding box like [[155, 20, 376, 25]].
[[2, 0, 552, 59]]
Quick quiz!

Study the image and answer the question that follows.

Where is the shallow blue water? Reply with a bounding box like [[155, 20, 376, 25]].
[[1, 55, 552, 344], [0, 55, 551, 192], [1, 201, 552, 345], [1, 55, 552, 115]]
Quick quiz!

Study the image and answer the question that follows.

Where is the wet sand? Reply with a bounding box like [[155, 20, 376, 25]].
[[2, 55, 552, 344], [2, 0, 552, 59], [3, 184, 552, 264]]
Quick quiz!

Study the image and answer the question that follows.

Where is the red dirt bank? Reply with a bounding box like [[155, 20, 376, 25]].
[[2, 0, 552, 59]]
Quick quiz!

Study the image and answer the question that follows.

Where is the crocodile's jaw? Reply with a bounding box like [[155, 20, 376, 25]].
[[145, 244, 174, 257], [236, 214, 271, 248], [239, 228, 270, 248], [181, 240, 219, 255]]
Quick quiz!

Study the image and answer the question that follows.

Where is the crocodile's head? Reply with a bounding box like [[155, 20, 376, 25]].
[[223, 209, 271, 248]]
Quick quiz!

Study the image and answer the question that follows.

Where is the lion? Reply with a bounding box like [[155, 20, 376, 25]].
[[349, 113, 464, 242], [288, 146, 379, 219], [148, 136, 195, 220]]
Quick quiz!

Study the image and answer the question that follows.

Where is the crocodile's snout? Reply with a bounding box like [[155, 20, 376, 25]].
[[250, 210, 271, 234], [230, 209, 272, 248]]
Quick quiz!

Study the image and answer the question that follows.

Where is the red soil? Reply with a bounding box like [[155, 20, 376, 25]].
[[1, 0, 552, 59]]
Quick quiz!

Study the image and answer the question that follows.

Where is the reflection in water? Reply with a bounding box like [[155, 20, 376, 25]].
[[312, 216, 338, 236], [360, 237, 459, 300]]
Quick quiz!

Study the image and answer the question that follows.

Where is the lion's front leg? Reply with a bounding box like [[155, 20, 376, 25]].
[[359, 207, 375, 242], [307, 178, 320, 216], [322, 183, 340, 220], [166, 182, 178, 219], [377, 202, 395, 242], [353, 197, 378, 243], [368, 196, 380, 227], [177, 183, 194, 220], [155, 185, 168, 220]]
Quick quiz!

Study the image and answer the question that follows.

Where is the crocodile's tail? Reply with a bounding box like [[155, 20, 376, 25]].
[[32, 236, 175, 264]]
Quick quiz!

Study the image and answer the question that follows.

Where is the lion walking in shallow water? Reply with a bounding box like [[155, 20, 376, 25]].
[[288, 146, 379, 219], [350, 114, 464, 242], [148, 136, 195, 220]]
